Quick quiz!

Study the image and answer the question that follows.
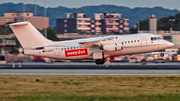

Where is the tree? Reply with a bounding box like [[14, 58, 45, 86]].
[[5, 47, 19, 54], [0, 23, 13, 35], [139, 19, 149, 30], [47, 27, 59, 41], [177, 48, 180, 54], [4, 37, 20, 54], [40, 27, 59, 41], [129, 27, 137, 34]]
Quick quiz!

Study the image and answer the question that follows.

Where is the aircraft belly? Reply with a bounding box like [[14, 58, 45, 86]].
[[63, 55, 90, 60], [105, 45, 166, 57], [125, 45, 165, 54], [104, 49, 129, 58]]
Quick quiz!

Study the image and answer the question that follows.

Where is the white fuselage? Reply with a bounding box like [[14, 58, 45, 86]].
[[24, 33, 173, 60]]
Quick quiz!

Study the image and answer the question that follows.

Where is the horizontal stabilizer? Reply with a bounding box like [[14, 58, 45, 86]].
[[10, 22, 29, 26]]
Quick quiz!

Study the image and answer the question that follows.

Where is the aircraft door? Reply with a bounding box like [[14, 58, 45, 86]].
[[54, 47, 60, 56], [141, 37, 147, 46]]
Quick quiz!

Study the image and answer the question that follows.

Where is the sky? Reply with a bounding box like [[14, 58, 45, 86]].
[[0, 0, 180, 10]]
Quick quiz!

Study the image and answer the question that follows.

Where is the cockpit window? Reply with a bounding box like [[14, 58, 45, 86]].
[[154, 37, 157, 40], [151, 37, 153, 40], [157, 37, 162, 40], [151, 37, 162, 43], [151, 37, 161, 41]]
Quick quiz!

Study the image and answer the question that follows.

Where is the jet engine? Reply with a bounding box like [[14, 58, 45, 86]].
[[100, 42, 123, 51]]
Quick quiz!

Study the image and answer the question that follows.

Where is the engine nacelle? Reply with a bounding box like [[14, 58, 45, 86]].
[[100, 42, 123, 51]]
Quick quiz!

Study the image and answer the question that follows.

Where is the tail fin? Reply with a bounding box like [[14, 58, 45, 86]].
[[9, 22, 53, 48]]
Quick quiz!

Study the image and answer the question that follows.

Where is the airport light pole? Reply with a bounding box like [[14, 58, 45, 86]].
[[34, 0, 37, 27], [136, 19, 141, 33], [23, 0, 25, 21], [44, 0, 47, 38], [169, 19, 175, 31]]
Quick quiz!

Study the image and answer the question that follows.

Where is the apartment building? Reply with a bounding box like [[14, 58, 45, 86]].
[[0, 12, 49, 30], [56, 12, 129, 34], [94, 13, 129, 34]]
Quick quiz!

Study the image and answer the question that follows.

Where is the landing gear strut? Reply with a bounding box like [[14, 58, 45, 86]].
[[95, 59, 105, 65], [95, 52, 105, 65], [160, 53, 164, 57]]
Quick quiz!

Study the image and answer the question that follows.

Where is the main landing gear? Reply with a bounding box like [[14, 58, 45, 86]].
[[95, 59, 105, 65], [95, 52, 105, 65]]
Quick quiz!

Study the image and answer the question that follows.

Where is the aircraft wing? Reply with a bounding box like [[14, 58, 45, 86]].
[[79, 36, 115, 48]]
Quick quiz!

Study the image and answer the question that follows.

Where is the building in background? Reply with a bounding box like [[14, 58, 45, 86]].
[[0, 12, 49, 30], [56, 12, 129, 34], [149, 14, 157, 34], [94, 13, 129, 35]]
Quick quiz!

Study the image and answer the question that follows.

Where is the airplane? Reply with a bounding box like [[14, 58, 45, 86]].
[[9, 22, 174, 65]]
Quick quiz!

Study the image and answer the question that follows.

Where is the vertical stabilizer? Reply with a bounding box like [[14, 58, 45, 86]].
[[10, 22, 53, 48]]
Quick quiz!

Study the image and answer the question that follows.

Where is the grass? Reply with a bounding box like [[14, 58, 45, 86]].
[[1, 94, 180, 101], [0, 76, 180, 101]]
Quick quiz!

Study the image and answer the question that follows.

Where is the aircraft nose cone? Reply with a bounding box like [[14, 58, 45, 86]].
[[168, 42, 174, 47]]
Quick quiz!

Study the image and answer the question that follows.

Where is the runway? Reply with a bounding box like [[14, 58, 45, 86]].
[[0, 62, 180, 76], [0, 69, 180, 76], [1, 62, 180, 69]]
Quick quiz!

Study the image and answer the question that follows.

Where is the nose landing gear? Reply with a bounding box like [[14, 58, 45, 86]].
[[160, 53, 164, 57]]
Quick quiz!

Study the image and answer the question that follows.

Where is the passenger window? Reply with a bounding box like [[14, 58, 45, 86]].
[[134, 40, 136, 42], [128, 41, 130, 43], [131, 41, 133, 43], [115, 37, 118, 39], [67, 47, 69, 50], [64, 48, 66, 50], [125, 41, 127, 43], [61, 48, 63, 51], [71, 47, 73, 49], [137, 40, 139, 42]]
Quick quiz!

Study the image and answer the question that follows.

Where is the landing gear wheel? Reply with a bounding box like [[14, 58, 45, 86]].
[[95, 59, 105, 65], [141, 59, 147, 65], [160, 53, 164, 57]]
